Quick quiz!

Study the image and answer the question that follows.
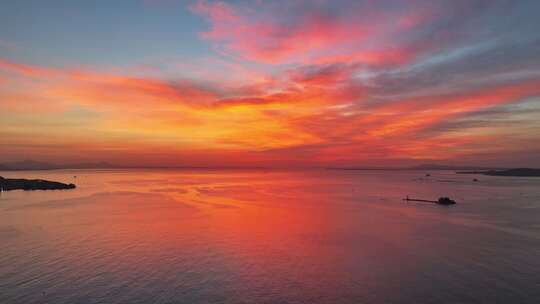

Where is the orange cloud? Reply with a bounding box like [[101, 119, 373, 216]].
[[0, 59, 59, 78], [1, 55, 539, 166], [365, 79, 540, 137]]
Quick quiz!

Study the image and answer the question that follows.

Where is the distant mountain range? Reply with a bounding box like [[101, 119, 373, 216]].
[[0, 160, 114, 171], [0, 160, 518, 172], [408, 164, 502, 171], [329, 163, 502, 171]]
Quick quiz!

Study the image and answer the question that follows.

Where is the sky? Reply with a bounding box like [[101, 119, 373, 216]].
[[1, 0, 539, 167]]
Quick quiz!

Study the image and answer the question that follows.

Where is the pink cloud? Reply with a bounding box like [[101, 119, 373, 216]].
[[190, 0, 432, 66], [191, 1, 366, 64]]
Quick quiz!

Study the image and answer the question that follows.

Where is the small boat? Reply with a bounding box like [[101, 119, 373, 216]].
[[436, 197, 456, 205], [403, 196, 456, 205]]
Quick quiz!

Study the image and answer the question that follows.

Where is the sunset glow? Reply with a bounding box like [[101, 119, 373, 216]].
[[1, 0, 539, 167]]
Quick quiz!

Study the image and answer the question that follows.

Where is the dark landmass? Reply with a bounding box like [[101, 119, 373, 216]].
[[0, 160, 113, 171], [409, 164, 501, 170], [457, 168, 540, 177], [0, 176, 76, 191], [328, 163, 501, 171]]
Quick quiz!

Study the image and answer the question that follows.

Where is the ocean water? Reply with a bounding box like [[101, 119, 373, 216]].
[[1, 169, 539, 304]]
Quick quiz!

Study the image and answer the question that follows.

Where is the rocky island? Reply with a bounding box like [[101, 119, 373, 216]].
[[0, 176, 76, 191], [457, 168, 540, 177]]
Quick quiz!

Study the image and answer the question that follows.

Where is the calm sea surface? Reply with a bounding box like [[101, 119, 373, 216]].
[[1, 169, 539, 303]]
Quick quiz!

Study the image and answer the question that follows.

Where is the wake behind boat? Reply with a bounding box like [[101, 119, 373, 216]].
[[403, 196, 456, 205]]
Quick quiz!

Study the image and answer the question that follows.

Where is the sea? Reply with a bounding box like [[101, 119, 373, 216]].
[[1, 169, 539, 303]]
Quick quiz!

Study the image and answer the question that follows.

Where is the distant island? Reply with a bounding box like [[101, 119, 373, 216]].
[[457, 168, 540, 177], [0, 176, 76, 191]]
